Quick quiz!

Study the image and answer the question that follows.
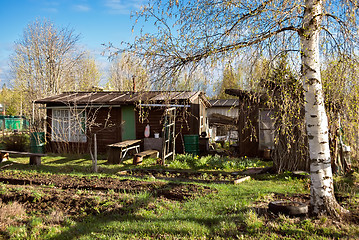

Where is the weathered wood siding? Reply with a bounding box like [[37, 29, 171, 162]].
[[238, 101, 260, 157], [135, 107, 165, 140], [45, 107, 122, 153], [134, 104, 203, 154], [88, 107, 122, 152]]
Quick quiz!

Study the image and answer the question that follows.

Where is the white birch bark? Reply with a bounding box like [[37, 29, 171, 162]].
[[301, 0, 344, 216]]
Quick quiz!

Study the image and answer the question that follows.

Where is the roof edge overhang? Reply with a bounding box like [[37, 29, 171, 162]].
[[34, 91, 211, 106]]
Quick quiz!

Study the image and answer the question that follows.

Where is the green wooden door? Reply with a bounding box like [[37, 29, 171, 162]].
[[121, 105, 136, 140]]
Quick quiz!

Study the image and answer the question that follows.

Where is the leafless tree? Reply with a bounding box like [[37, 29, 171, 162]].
[[65, 56, 102, 91], [9, 19, 99, 124], [108, 52, 149, 91]]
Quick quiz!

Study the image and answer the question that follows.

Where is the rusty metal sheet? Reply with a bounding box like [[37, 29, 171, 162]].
[[35, 91, 205, 105]]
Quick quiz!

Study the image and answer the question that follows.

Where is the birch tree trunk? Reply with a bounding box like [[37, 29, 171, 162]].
[[300, 0, 348, 217]]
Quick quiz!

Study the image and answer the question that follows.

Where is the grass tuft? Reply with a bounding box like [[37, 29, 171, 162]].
[[0, 201, 27, 230]]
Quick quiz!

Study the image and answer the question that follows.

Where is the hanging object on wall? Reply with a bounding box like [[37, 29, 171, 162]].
[[144, 124, 150, 138]]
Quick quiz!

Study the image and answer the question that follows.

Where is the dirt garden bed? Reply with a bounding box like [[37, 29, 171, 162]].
[[117, 167, 272, 183], [0, 170, 216, 222]]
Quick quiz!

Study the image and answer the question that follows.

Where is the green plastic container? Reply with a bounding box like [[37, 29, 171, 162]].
[[184, 135, 200, 155], [30, 132, 45, 153], [30, 145, 44, 154]]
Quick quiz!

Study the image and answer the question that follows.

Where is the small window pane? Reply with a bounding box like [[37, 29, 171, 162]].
[[52, 109, 87, 143]]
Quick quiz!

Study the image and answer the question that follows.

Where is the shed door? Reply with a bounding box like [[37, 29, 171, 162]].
[[121, 105, 136, 140]]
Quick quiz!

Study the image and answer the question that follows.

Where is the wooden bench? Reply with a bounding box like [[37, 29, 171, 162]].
[[0, 150, 46, 166], [133, 150, 159, 165], [107, 140, 141, 164]]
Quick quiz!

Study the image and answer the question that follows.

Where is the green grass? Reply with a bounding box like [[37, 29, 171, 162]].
[[31, 179, 308, 239], [0, 153, 358, 239], [0, 153, 129, 177]]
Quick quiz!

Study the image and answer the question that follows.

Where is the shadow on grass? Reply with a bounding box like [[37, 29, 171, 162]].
[[0, 153, 140, 176], [52, 215, 240, 240], [0, 175, 241, 239], [48, 194, 241, 240], [48, 157, 91, 165]]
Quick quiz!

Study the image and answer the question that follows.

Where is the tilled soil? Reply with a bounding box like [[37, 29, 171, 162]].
[[0, 171, 216, 219], [118, 168, 243, 183]]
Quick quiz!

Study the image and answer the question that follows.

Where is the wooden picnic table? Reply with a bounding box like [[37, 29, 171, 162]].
[[107, 139, 141, 164]]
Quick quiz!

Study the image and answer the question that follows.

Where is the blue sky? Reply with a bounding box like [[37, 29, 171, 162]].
[[0, 0, 149, 86]]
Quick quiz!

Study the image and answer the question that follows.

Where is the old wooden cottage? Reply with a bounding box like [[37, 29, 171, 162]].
[[35, 91, 210, 156]]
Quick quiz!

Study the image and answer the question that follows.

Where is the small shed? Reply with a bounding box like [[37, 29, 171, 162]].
[[207, 99, 239, 141], [0, 115, 28, 131], [225, 89, 275, 158], [35, 91, 210, 154]]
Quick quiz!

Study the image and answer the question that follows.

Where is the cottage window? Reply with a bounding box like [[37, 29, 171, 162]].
[[259, 109, 275, 150], [51, 109, 87, 142]]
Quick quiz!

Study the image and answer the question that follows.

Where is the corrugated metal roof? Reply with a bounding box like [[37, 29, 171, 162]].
[[35, 91, 210, 106], [209, 99, 239, 107]]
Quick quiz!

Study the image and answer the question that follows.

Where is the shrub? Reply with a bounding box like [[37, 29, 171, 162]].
[[169, 159, 190, 169], [170, 154, 267, 171], [2, 133, 30, 152], [173, 154, 208, 169]]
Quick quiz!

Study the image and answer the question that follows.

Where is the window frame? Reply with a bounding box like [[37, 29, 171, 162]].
[[51, 108, 87, 143], [258, 108, 275, 150]]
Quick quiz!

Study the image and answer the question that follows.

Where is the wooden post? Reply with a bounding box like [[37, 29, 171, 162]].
[[32, 102, 35, 125], [132, 75, 136, 92], [172, 109, 175, 161], [2, 103, 5, 137], [108, 148, 122, 164], [2, 118, 4, 137], [93, 134, 98, 172], [29, 155, 41, 165]]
